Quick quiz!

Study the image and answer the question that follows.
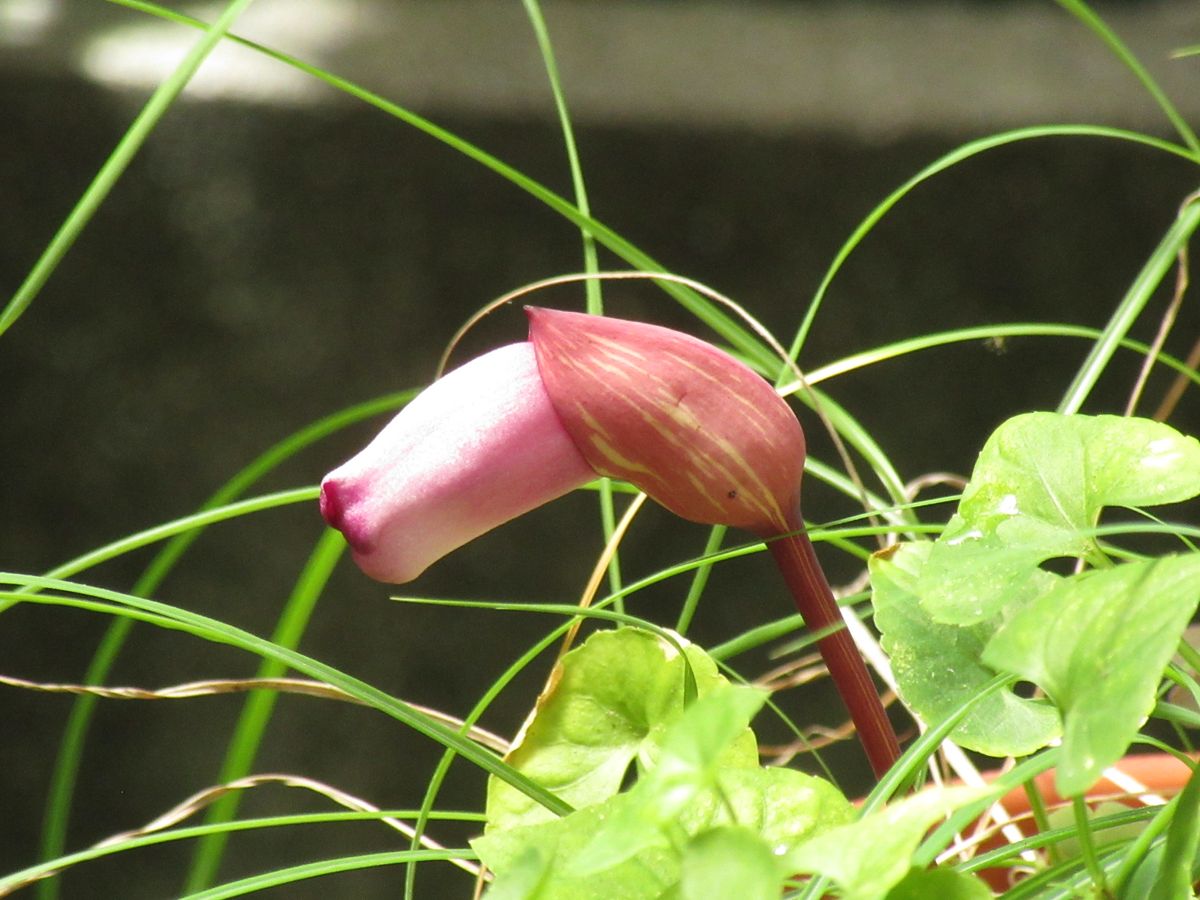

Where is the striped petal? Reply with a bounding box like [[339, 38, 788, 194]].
[[527, 307, 806, 534], [320, 342, 595, 583]]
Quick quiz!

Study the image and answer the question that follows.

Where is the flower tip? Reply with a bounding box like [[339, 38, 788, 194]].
[[318, 478, 342, 529], [318, 477, 373, 555]]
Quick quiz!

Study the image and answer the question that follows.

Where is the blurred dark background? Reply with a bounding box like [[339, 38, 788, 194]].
[[2, 0, 1198, 896]]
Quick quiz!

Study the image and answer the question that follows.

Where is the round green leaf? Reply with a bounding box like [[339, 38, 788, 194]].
[[871, 541, 1060, 757], [486, 628, 756, 832], [680, 827, 781, 900], [919, 413, 1200, 625], [983, 554, 1200, 796]]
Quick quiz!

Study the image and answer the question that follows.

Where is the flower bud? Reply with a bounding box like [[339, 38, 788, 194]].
[[527, 307, 806, 534]]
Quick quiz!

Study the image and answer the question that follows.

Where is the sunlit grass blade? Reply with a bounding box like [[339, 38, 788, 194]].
[[781, 125, 1198, 371], [3, 576, 573, 816], [4, 810, 482, 896], [1147, 759, 1200, 900], [179, 849, 473, 900], [0, 0, 256, 340], [521, 0, 602, 317], [960, 805, 1156, 878], [8, 488, 315, 612], [520, 0, 623, 597], [1055, 0, 1200, 155], [404, 626, 572, 900], [797, 322, 1200, 391], [105, 0, 775, 372], [1058, 199, 1200, 415], [392, 597, 697, 658], [36, 391, 410, 888], [675, 525, 727, 635], [182, 528, 346, 894], [796, 387, 912, 524]]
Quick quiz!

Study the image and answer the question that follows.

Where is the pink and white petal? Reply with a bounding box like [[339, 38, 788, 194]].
[[320, 342, 595, 583]]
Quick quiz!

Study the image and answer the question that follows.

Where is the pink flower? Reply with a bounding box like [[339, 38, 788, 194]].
[[320, 308, 807, 582]]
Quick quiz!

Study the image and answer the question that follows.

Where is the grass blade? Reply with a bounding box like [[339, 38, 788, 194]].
[[36, 393, 411, 887], [4, 576, 574, 818], [106, 0, 776, 371], [1055, 0, 1200, 155], [1058, 198, 1200, 415], [182, 528, 346, 893], [1, 0, 258, 340], [782, 125, 1198, 372]]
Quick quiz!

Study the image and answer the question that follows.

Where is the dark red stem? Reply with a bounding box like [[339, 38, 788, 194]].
[[767, 525, 900, 780]]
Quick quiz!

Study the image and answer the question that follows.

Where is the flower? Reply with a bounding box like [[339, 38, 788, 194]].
[[320, 308, 807, 582]]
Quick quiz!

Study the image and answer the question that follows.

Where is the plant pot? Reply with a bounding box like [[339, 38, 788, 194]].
[[972, 752, 1195, 892]]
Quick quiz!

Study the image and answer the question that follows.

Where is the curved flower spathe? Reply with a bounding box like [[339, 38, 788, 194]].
[[528, 307, 806, 534], [320, 308, 807, 582]]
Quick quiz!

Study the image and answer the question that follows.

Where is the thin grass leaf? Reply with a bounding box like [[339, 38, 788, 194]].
[[959, 805, 1158, 876], [782, 125, 1198, 371], [179, 849, 471, 900], [2, 810, 482, 896], [707, 614, 806, 661], [520, 0, 602, 317], [798, 322, 1200, 391], [797, 387, 912, 523], [520, 0, 624, 600], [37, 392, 411, 885], [0, 0, 257, 340], [1055, 0, 1200, 154], [1146, 756, 1200, 898], [675, 525, 727, 635], [405, 626, 573, 900], [105, 0, 776, 372], [182, 528, 346, 893], [914, 748, 1062, 869], [2, 577, 573, 818], [1058, 199, 1200, 415], [6, 488, 315, 614], [391, 597, 695, 660]]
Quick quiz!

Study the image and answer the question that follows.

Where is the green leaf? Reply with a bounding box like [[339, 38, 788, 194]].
[[983, 555, 1200, 796], [475, 766, 848, 900], [477, 793, 678, 900], [567, 687, 779, 876], [919, 413, 1200, 625], [566, 686, 765, 875], [710, 766, 853, 853], [885, 866, 993, 900], [870, 542, 1060, 756], [679, 827, 780, 900], [786, 786, 993, 900], [486, 629, 757, 832], [475, 689, 850, 900], [482, 846, 555, 900], [651, 686, 770, 816]]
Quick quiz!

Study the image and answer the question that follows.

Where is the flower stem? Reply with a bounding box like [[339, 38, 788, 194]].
[[767, 526, 900, 779]]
